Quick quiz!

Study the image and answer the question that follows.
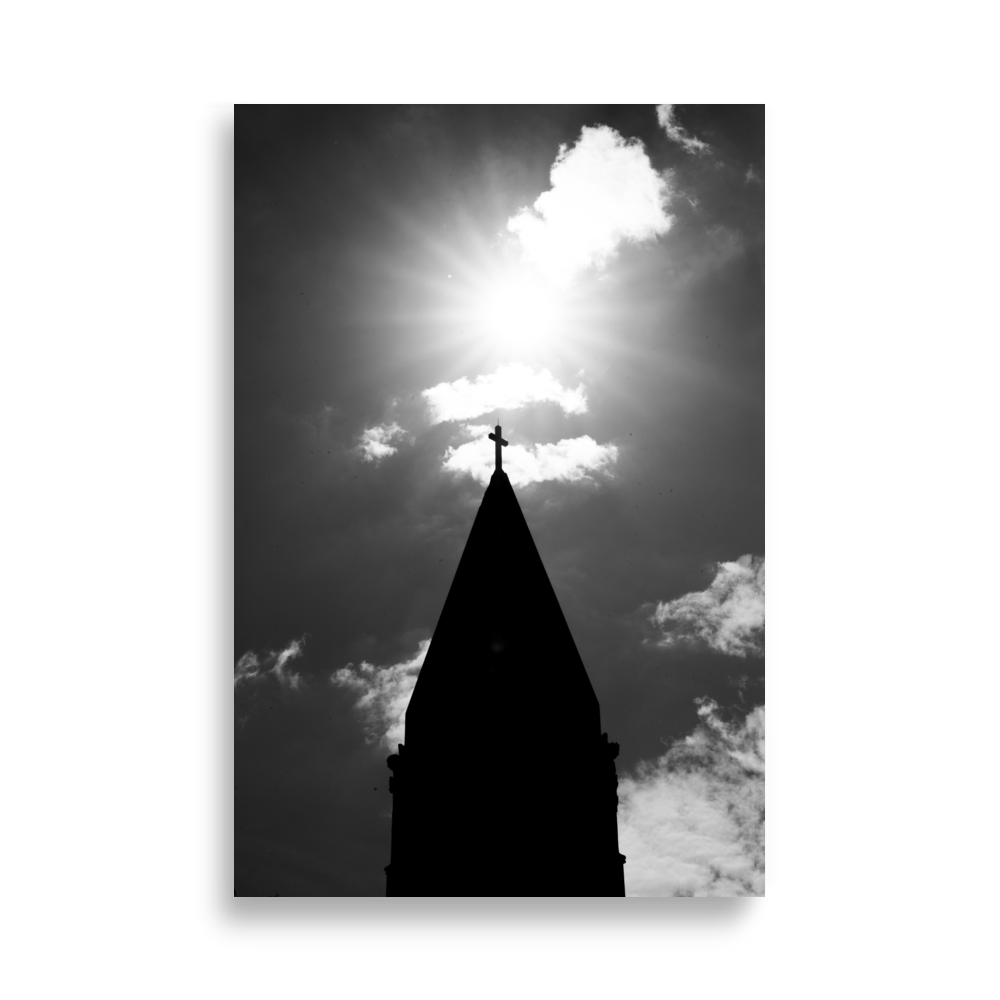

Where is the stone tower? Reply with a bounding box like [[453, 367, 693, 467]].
[[384, 426, 626, 896]]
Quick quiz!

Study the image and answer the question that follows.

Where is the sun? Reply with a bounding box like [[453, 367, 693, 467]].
[[473, 267, 563, 351]]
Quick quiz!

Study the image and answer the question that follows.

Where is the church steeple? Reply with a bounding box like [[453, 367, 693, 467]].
[[385, 428, 626, 896]]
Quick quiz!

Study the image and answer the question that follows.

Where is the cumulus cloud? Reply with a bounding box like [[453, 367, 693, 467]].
[[443, 435, 618, 488], [459, 422, 496, 440], [330, 640, 430, 749], [650, 554, 764, 657], [618, 699, 764, 896], [357, 422, 406, 462], [655, 104, 710, 155], [422, 364, 587, 425], [235, 637, 306, 691], [507, 125, 673, 286]]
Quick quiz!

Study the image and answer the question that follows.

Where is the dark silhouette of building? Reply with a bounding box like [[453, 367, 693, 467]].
[[385, 426, 626, 896]]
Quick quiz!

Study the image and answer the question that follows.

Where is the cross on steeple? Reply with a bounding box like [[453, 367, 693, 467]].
[[488, 424, 508, 472]]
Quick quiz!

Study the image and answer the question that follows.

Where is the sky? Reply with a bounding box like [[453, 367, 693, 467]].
[[235, 105, 764, 896]]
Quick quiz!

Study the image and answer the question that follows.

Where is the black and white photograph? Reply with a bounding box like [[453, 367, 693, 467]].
[[235, 105, 765, 896]]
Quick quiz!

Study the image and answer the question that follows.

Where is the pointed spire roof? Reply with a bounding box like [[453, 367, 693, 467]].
[[405, 440, 600, 755]]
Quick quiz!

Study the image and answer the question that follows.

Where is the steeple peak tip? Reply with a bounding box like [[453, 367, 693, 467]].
[[488, 424, 508, 472]]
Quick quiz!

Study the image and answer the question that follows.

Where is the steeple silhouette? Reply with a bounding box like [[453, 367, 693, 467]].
[[385, 426, 626, 896]]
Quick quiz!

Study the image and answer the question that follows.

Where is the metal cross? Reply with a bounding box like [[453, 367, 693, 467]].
[[488, 424, 508, 471]]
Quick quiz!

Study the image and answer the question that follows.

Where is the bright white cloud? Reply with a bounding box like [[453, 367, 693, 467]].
[[459, 422, 495, 440], [235, 637, 305, 690], [443, 435, 618, 488], [650, 555, 764, 657], [330, 640, 430, 749], [507, 125, 673, 286], [358, 422, 406, 462], [422, 364, 588, 424], [618, 699, 764, 896], [655, 104, 710, 155]]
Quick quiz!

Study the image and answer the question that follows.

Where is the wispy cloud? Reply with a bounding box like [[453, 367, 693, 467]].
[[357, 422, 406, 462], [649, 555, 764, 657], [235, 637, 306, 690], [443, 435, 618, 488], [655, 105, 710, 155], [507, 125, 673, 286], [330, 640, 430, 749], [618, 699, 764, 896], [423, 364, 587, 424]]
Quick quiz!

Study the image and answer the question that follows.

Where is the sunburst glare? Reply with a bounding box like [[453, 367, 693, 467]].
[[473, 266, 563, 351], [382, 120, 676, 375]]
